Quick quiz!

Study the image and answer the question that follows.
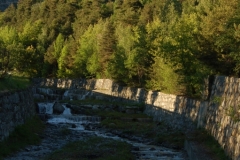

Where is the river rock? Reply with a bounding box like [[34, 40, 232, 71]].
[[92, 105, 99, 110], [33, 94, 44, 100], [125, 109, 135, 114], [53, 103, 65, 114]]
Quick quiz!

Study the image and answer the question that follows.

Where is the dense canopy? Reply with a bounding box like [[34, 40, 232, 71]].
[[0, 0, 240, 97]]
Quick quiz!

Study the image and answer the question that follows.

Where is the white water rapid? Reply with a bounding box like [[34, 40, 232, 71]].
[[62, 104, 71, 115], [38, 102, 55, 114]]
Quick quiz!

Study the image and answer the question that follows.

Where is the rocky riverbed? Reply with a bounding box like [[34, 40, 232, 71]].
[[4, 113, 188, 160]]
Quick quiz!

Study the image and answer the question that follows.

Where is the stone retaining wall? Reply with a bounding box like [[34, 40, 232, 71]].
[[205, 76, 240, 160], [33, 76, 240, 160], [0, 88, 36, 141]]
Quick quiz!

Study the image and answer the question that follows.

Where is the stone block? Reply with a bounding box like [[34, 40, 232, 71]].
[[2, 103, 13, 110], [0, 89, 36, 141], [33, 94, 44, 100], [237, 134, 240, 143]]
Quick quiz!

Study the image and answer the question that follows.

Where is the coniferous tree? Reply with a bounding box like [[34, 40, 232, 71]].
[[145, 18, 182, 94], [195, 0, 238, 75], [74, 24, 99, 78], [0, 4, 16, 26], [98, 19, 116, 78], [57, 44, 71, 77], [18, 20, 45, 76], [44, 33, 64, 76]]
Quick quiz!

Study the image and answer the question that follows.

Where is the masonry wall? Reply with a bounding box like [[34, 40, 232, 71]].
[[0, 88, 36, 141], [34, 76, 240, 160], [205, 76, 240, 160]]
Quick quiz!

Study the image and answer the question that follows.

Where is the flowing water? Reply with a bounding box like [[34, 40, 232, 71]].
[[62, 104, 71, 115], [5, 103, 188, 160], [38, 102, 55, 114]]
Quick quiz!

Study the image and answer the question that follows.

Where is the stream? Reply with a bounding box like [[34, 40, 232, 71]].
[[5, 102, 188, 160]]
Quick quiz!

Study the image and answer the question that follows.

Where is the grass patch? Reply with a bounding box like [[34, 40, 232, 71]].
[[95, 110, 151, 119], [98, 111, 185, 149], [92, 110, 154, 135], [155, 132, 185, 149], [60, 127, 71, 136], [62, 99, 146, 112], [101, 118, 154, 135], [188, 129, 230, 160], [0, 116, 45, 160], [65, 99, 109, 105], [45, 136, 135, 160], [0, 75, 31, 92]]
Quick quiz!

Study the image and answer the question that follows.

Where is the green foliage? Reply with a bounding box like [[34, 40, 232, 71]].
[[74, 18, 116, 78], [53, 33, 65, 60], [17, 21, 45, 77], [146, 57, 181, 94], [212, 96, 223, 104], [74, 23, 100, 78], [0, 4, 17, 26], [109, 24, 152, 86], [57, 44, 72, 78], [0, 75, 31, 91], [107, 46, 128, 82], [230, 23, 240, 75], [155, 132, 185, 149], [188, 129, 231, 160], [225, 105, 240, 122], [145, 18, 182, 94], [97, 19, 116, 78], [0, 26, 19, 77], [0, 0, 240, 96], [160, 11, 211, 97], [195, 0, 239, 76]]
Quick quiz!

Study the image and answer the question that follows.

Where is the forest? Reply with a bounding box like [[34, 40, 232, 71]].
[[0, 0, 239, 98]]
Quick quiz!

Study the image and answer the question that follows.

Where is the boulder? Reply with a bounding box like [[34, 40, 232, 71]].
[[125, 109, 135, 114], [92, 105, 99, 110], [53, 103, 65, 114], [68, 105, 82, 114], [117, 105, 125, 112], [33, 94, 44, 100]]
